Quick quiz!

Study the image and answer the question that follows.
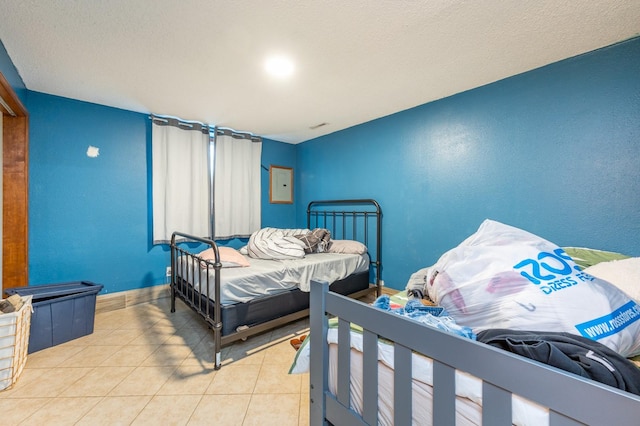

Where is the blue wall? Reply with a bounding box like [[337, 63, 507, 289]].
[[297, 37, 640, 290], [27, 93, 156, 291], [25, 91, 296, 293], [261, 139, 297, 228]]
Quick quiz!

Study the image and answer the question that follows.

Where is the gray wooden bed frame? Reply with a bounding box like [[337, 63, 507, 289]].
[[309, 280, 640, 425], [170, 199, 382, 370]]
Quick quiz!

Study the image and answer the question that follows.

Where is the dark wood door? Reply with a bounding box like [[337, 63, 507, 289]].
[[0, 71, 28, 289]]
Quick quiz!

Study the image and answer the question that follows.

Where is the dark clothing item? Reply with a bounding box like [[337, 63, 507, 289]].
[[477, 329, 640, 395], [294, 228, 331, 254]]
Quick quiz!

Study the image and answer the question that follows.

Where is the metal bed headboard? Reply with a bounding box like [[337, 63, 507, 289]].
[[307, 199, 382, 297]]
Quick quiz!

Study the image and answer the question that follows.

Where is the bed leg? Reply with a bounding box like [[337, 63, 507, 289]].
[[170, 283, 176, 313], [213, 322, 222, 370]]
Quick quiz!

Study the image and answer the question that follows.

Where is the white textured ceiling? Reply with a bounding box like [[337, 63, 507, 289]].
[[1, 1, 639, 143]]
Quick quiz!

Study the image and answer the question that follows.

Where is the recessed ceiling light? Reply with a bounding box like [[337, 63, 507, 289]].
[[264, 55, 295, 78]]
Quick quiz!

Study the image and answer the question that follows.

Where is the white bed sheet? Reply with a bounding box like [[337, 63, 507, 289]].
[[177, 252, 369, 306]]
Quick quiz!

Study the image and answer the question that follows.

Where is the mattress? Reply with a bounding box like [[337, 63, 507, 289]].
[[177, 252, 369, 305], [218, 271, 369, 336]]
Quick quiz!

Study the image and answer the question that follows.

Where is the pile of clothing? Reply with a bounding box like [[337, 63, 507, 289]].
[[372, 294, 476, 340], [0, 295, 23, 314]]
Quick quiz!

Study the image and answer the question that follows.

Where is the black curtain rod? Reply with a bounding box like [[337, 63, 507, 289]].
[[150, 115, 262, 142], [215, 127, 262, 143], [150, 114, 209, 134]]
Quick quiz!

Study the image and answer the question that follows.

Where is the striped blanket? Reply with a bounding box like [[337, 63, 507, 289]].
[[247, 227, 309, 260]]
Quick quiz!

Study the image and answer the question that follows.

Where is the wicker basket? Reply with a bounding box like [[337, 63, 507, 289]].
[[0, 295, 32, 391]]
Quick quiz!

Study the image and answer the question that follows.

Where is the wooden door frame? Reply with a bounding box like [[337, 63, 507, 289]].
[[0, 71, 28, 288]]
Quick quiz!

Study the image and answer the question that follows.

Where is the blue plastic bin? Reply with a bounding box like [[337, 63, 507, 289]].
[[5, 281, 103, 353]]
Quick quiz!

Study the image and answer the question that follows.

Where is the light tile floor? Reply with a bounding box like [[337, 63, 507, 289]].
[[0, 298, 311, 425]]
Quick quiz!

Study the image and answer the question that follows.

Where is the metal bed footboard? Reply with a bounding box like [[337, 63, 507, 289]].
[[170, 232, 223, 367], [309, 280, 640, 425]]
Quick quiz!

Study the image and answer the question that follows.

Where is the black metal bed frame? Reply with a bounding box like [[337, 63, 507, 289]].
[[169, 199, 382, 370]]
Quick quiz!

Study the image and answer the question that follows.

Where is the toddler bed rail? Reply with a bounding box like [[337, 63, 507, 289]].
[[309, 280, 640, 425]]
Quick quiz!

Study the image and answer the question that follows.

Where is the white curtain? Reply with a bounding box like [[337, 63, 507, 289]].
[[213, 131, 262, 239], [152, 119, 210, 244]]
